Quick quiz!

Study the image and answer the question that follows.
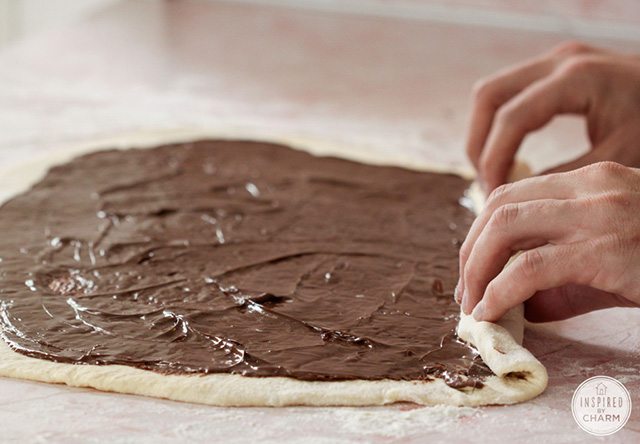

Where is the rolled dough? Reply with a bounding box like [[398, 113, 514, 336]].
[[0, 129, 547, 406]]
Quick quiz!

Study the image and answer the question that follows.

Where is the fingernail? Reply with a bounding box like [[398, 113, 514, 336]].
[[472, 301, 485, 321], [454, 281, 462, 304], [461, 289, 470, 314]]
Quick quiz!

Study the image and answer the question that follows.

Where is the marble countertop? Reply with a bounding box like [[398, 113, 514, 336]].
[[0, 1, 638, 442]]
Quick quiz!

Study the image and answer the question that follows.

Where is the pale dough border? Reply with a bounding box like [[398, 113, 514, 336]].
[[0, 128, 547, 406]]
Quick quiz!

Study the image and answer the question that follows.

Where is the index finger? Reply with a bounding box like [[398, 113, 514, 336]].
[[466, 56, 555, 169], [472, 242, 595, 322], [478, 68, 590, 193], [459, 173, 582, 284]]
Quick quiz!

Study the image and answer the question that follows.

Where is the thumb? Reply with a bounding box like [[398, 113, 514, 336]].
[[524, 284, 630, 323]]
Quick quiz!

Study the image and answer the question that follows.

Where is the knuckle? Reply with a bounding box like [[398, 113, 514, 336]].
[[584, 161, 626, 180], [557, 55, 600, 78], [600, 191, 631, 208], [494, 102, 520, 127], [517, 249, 547, 280], [586, 234, 629, 287], [485, 182, 514, 208], [584, 192, 611, 208], [552, 40, 592, 57], [491, 203, 522, 230], [471, 78, 494, 102], [580, 192, 632, 238], [604, 232, 628, 253]]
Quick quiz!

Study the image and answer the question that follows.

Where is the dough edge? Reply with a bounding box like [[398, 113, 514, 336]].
[[0, 128, 548, 406]]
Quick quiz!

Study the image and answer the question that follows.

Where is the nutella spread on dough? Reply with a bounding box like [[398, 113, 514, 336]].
[[0, 140, 491, 388]]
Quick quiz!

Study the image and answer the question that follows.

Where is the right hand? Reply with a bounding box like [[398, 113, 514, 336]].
[[466, 41, 640, 194], [457, 161, 640, 323]]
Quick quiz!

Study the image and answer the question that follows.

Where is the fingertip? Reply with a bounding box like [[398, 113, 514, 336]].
[[478, 157, 511, 197], [466, 143, 482, 171], [471, 300, 485, 321], [461, 289, 472, 315], [454, 281, 463, 304], [482, 176, 506, 198]]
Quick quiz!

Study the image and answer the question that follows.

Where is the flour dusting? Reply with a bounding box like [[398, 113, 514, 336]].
[[331, 404, 479, 438]]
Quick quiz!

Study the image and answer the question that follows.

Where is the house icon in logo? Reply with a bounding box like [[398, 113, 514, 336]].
[[595, 382, 607, 396]]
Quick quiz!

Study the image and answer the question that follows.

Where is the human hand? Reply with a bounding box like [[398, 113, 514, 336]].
[[456, 162, 640, 323], [466, 41, 640, 194]]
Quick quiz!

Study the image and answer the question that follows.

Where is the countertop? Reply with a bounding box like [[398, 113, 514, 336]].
[[0, 1, 638, 443]]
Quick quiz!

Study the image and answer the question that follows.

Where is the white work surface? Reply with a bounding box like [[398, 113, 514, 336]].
[[0, 1, 638, 443]]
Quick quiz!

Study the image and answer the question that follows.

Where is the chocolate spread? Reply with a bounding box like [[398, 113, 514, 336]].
[[0, 140, 491, 388]]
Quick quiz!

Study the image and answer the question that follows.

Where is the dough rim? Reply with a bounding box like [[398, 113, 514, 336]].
[[0, 128, 548, 406]]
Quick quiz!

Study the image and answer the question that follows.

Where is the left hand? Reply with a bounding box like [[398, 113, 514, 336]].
[[466, 41, 640, 195]]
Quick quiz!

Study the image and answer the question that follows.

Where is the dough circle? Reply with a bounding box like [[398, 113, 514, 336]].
[[0, 129, 547, 406]]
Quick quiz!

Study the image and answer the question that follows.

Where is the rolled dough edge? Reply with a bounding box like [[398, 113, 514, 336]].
[[0, 128, 547, 406]]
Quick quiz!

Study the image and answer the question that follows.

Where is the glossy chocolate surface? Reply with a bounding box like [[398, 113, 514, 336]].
[[0, 141, 490, 387]]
